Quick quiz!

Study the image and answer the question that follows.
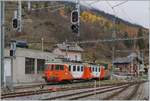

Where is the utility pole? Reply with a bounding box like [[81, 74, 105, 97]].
[[28, 1, 31, 11], [41, 37, 44, 51], [76, 0, 80, 37], [112, 8, 116, 77], [0, 1, 5, 88], [17, 1, 22, 32]]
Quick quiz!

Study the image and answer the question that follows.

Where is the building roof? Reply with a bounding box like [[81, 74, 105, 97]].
[[4, 48, 62, 62], [55, 43, 84, 52], [113, 52, 142, 64]]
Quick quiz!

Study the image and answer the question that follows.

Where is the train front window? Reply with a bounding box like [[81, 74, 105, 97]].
[[55, 65, 59, 70], [51, 65, 54, 70], [60, 65, 64, 70], [55, 65, 64, 70], [45, 64, 54, 70], [69, 65, 71, 71]]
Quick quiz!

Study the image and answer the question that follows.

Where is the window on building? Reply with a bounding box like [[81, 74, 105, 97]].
[[73, 65, 76, 71], [77, 66, 80, 71], [25, 58, 35, 74], [37, 59, 45, 74]]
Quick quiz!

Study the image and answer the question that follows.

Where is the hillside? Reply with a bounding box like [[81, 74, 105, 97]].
[[5, 1, 149, 63]]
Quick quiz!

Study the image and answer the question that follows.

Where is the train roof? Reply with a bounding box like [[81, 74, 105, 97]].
[[45, 62, 102, 66]]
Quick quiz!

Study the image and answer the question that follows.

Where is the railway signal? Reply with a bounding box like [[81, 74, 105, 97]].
[[71, 24, 79, 33], [71, 10, 79, 33], [70, 0, 80, 37], [71, 10, 79, 24], [10, 50, 14, 56], [12, 18, 18, 29], [10, 40, 16, 57]]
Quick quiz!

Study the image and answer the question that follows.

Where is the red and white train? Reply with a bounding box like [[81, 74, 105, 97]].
[[43, 62, 111, 82]]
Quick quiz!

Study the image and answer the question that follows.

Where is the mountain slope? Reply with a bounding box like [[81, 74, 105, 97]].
[[5, 1, 149, 63]]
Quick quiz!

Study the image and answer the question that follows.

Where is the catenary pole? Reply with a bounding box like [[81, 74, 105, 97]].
[[18, 1, 22, 32], [76, 0, 80, 37], [0, 1, 5, 88]]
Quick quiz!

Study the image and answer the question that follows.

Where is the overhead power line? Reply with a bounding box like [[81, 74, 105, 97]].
[[68, 36, 147, 44], [112, 0, 128, 9], [31, 4, 65, 11]]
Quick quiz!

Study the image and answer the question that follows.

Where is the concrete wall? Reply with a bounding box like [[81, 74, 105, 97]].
[[66, 51, 82, 61], [4, 48, 61, 85]]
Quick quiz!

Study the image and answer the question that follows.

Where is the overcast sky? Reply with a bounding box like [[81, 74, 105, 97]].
[[80, 0, 150, 29]]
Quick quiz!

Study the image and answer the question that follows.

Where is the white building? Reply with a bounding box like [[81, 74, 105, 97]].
[[4, 48, 61, 86], [53, 43, 84, 62]]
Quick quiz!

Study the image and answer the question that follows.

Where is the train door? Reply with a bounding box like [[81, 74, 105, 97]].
[[71, 64, 83, 79], [91, 65, 99, 78]]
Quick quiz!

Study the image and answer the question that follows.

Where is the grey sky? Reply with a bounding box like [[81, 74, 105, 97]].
[[80, 0, 149, 28]]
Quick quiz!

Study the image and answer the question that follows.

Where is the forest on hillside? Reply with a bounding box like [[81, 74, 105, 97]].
[[5, 1, 149, 63]]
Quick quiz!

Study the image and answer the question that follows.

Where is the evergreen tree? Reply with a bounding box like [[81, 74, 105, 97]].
[[137, 28, 145, 49], [123, 32, 133, 48]]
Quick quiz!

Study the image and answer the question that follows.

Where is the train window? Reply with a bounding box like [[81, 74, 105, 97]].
[[60, 65, 64, 70], [89, 67, 92, 71], [95, 67, 97, 72], [55, 65, 59, 70], [69, 65, 71, 71], [92, 67, 95, 72], [51, 65, 54, 70], [81, 66, 83, 71], [77, 66, 80, 71], [73, 66, 76, 71]]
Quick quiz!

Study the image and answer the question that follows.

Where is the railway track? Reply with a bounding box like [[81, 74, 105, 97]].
[[125, 83, 141, 100], [102, 82, 143, 100], [102, 84, 131, 100], [42, 81, 145, 100], [1, 82, 123, 99], [42, 83, 132, 100], [1, 80, 145, 99], [1, 79, 132, 93]]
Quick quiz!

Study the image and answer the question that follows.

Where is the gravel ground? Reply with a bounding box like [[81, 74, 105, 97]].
[[2, 81, 97, 94], [79, 87, 123, 100], [4, 85, 112, 100], [110, 84, 137, 100], [57, 84, 129, 100], [131, 82, 149, 100], [3, 80, 147, 100], [2, 79, 125, 94]]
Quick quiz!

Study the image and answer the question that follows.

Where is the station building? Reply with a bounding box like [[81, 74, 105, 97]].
[[53, 43, 84, 62], [4, 48, 61, 86], [113, 52, 142, 77]]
